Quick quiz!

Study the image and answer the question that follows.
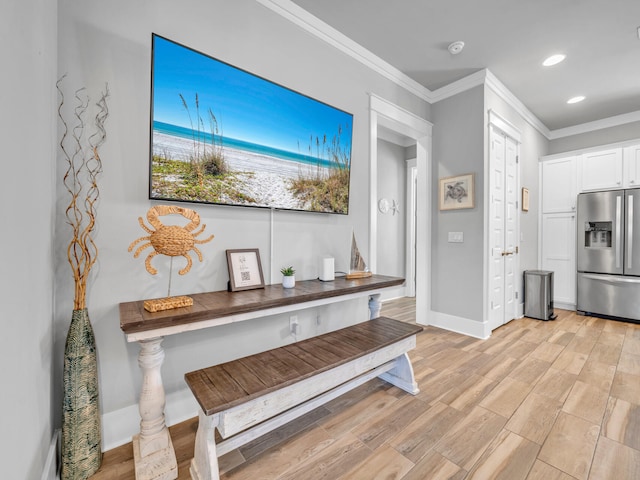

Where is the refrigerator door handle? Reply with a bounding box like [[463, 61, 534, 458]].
[[616, 195, 622, 269], [581, 273, 640, 284], [628, 195, 634, 269]]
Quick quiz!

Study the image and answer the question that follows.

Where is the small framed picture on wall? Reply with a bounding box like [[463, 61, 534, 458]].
[[522, 187, 530, 212], [439, 173, 475, 210]]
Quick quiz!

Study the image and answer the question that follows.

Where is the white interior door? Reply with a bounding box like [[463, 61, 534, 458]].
[[489, 126, 519, 331]]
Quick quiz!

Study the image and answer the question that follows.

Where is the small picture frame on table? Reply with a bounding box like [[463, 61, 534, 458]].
[[226, 249, 265, 292]]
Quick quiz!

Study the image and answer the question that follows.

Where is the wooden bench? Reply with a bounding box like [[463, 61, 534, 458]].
[[184, 316, 423, 480]]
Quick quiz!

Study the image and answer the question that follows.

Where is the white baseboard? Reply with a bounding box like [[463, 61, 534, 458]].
[[424, 310, 491, 339], [102, 387, 199, 451], [42, 429, 60, 480]]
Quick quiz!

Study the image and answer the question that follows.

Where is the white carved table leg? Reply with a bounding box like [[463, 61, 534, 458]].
[[133, 337, 178, 480], [190, 410, 220, 480], [379, 352, 420, 395], [369, 293, 382, 319]]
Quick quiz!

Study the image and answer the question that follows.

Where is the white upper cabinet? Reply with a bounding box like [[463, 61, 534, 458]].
[[541, 156, 577, 213], [624, 144, 640, 188], [578, 148, 623, 192]]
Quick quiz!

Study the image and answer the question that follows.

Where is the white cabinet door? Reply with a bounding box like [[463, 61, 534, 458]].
[[541, 156, 577, 213], [624, 145, 640, 188], [579, 148, 623, 192], [541, 212, 576, 307]]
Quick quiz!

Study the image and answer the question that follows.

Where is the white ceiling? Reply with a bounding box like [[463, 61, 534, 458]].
[[289, 0, 640, 132]]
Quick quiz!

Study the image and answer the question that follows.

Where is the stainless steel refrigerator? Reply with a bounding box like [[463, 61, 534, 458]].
[[577, 189, 640, 321]]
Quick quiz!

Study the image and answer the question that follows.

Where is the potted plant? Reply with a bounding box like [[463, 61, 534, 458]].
[[281, 266, 296, 288]]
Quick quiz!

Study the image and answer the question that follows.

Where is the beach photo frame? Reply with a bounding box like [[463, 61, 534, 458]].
[[149, 34, 353, 215], [226, 248, 265, 292], [439, 173, 475, 210]]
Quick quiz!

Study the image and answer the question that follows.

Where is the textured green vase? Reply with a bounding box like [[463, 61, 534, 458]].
[[61, 308, 102, 479]]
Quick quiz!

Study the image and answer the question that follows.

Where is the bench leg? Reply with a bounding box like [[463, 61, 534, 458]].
[[379, 352, 420, 395], [190, 409, 220, 480]]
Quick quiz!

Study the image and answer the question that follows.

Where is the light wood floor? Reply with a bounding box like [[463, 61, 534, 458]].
[[92, 299, 640, 479]]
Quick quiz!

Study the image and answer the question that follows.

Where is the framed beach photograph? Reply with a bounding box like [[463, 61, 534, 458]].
[[226, 249, 265, 292], [439, 173, 475, 210], [149, 34, 353, 215]]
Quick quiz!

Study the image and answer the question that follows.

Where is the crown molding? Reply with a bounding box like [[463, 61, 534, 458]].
[[429, 70, 487, 103], [549, 109, 640, 140], [484, 70, 551, 139], [256, 0, 433, 102], [430, 69, 551, 139]]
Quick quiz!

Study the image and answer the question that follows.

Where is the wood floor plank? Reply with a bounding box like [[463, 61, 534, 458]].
[[525, 460, 576, 480], [401, 450, 466, 480], [434, 405, 507, 471], [466, 429, 539, 480], [475, 354, 520, 382], [617, 351, 640, 376], [531, 368, 577, 402], [610, 371, 640, 405], [388, 401, 465, 463], [222, 425, 334, 480], [341, 445, 414, 480], [577, 359, 616, 391], [439, 374, 498, 413], [562, 380, 609, 424], [589, 436, 640, 480], [550, 349, 588, 375], [479, 376, 533, 418], [352, 395, 426, 450], [529, 342, 564, 363], [505, 393, 563, 445], [538, 412, 600, 480], [508, 357, 552, 385], [277, 433, 370, 480], [601, 397, 640, 451], [319, 388, 398, 439]]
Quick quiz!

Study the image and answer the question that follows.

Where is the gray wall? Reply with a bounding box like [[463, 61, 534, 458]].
[[376, 139, 406, 278], [431, 86, 485, 321], [549, 121, 640, 154], [56, 0, 430, 447], [1, 0, 57, 478]]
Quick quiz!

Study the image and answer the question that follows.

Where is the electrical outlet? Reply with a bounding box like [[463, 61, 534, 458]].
[[289, 315, 299, 335]]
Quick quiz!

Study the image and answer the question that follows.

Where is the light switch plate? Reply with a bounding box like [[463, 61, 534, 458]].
[[448, 232, 464, 243]]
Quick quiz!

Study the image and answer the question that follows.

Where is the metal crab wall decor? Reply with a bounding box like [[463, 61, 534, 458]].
[[128, 205, 214, 275]]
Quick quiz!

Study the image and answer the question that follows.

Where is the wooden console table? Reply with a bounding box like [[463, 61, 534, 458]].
[[119, 274, 404, 480]]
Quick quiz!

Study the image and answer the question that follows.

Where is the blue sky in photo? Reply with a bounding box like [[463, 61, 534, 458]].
[[152, 35, 353, 157]]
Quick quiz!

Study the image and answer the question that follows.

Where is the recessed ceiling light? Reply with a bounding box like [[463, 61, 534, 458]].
[[567, 95, 585, 104], [543, 54, 566, 66]]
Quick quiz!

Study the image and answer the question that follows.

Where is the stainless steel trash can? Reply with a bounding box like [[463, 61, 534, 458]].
[[524, 270, 556, 320]]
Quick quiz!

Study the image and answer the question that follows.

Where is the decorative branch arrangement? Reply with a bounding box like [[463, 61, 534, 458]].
[[57, 76, 110, 480], [57, 75, 110, 309]]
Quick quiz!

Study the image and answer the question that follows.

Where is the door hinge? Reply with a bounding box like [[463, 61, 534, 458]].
[[516, 246, 519, 254], [516, 200, 519, 209], [515, 292, 518, 299], [516, 155, 519, 164]]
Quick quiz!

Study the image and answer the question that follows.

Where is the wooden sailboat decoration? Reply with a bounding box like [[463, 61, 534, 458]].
[[346, 231, 372, 279]]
